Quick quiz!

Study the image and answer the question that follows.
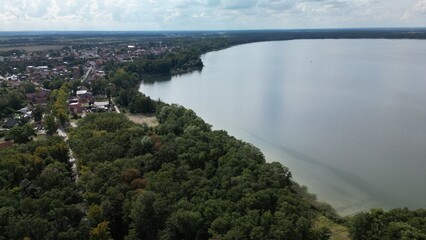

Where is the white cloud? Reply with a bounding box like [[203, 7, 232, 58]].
[[402, 0, 426, 23], [412, 0, 426, 13], [0, 0, 423, 30]]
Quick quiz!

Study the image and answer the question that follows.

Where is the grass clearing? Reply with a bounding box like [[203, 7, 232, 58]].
[[315, 215, 351, 240], [125, 113, 159, 127]]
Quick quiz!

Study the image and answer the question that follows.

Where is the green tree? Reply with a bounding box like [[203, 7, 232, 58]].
[[7, 123, 36, 143], [33, 104, 44, 122], [350, 208, 426, 240], [385, 222, 426, 240], [52, 83, 70, 125], [8, 91, 23, 110], [130, 191, 164, 240], [21, 81, 36, 93], [44, 114, 58, 135], [90, 221, 112, 240]]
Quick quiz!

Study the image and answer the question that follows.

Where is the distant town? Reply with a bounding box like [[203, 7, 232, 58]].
[[0, 37, 180, 148]]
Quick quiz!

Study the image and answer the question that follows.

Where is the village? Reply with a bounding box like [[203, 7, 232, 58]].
[[0, 42, 168, 149]]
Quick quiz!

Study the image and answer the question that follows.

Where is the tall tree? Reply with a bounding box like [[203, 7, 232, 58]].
[[44, 114, 58, 135], [7, 123, 36, 143], [33, 104, 44, 122]]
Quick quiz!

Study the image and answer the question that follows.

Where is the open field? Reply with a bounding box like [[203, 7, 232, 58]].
[[125, 113, 159, 127]]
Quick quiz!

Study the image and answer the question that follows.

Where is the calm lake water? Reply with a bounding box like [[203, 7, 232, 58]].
[[140, 40, 426, 215]]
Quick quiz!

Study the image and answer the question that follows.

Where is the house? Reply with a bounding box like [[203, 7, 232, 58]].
[[24, 111, 33, 118], [76, 89, 88, 96], [7, 75, 18, 81], [69, 102, 84, 114], [95, 60, 103, 67], [26, 88, 51, 104], [4, 118, 17, 128], [71, 66, 81, 78], [29, 72, 42, 81], [19, 74, 28, 81], [26, 66, 35, 73], [79, 98, 90, 108], [36, 66, 49, 72], [93, 101, 109, 111], [18, 107, 29, 114], [69, 98, 79, 104], [76, 89, 93, 103]]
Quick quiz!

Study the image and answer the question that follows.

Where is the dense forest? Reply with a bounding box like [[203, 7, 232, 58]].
[[0, 137, 85, 239], [68, 107, 330, 239], [2, 105, 426, 239]]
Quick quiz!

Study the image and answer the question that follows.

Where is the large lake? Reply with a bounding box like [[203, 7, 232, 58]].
[[140, 40, 426, 215]]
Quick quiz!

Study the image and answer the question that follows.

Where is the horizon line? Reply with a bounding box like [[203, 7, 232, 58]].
[[1, 27, 426, 33]]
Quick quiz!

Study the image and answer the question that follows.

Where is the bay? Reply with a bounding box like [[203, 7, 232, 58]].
[[139, 39, 426, 215]]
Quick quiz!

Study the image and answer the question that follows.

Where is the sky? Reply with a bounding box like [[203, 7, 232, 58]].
[[0, 0, 425, 31]]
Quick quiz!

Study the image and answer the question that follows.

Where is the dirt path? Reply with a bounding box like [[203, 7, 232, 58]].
[[111, 97, 121, 113], [58, 128, 78, 180]]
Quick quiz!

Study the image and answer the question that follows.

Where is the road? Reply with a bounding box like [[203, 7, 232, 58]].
[[82, 66, 93, 82], [58, 128, 78, 180], [111, 97, 121, 113]]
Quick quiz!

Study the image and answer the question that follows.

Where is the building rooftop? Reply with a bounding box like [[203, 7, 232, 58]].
[[76, 90, 88, 95]]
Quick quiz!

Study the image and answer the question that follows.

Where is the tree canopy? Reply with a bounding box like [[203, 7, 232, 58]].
[[68, 106, 327, 240], [350, 208, 426, 240], [6, 123, 36, 144], [0, 137, 85, 240]]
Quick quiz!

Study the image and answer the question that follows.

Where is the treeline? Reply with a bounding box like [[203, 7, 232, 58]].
[[50, 83, 69, 125], [0, 137, 85, 239], [126, 50, 203, 75], [105, 38, 234, 78], [68, 106, 331, 240], [108, 68, 156, 114], [106, 48, 203, 76]]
